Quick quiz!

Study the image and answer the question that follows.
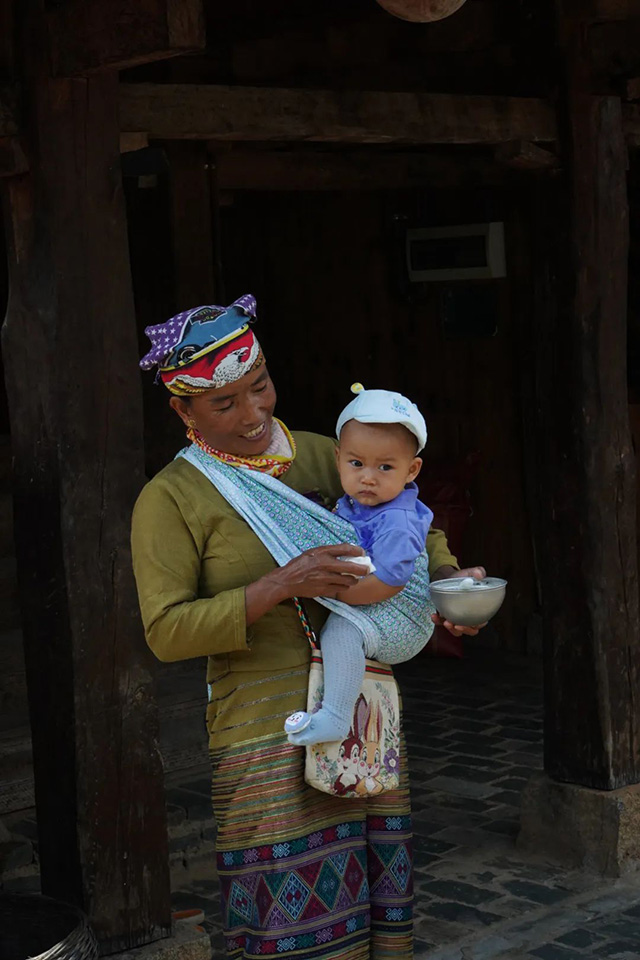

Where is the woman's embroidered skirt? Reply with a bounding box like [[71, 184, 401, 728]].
[[207, 664, 414, 960]]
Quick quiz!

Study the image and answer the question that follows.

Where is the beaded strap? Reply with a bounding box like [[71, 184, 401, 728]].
[[293, 597, 318, 650]]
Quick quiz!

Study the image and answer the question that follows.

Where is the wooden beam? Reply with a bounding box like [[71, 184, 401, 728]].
[[47, 0, 205, 77], [120, 131, 150, 153], [212, 149, 504, 190], [1, 42, 171, 955], [120, 83, 558, 144], [494, 140, 560, 171]]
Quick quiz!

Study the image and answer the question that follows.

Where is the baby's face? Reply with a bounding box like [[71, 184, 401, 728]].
[[337, 420, 422, 507]]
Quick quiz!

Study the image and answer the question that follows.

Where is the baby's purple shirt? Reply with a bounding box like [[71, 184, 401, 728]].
[[334, 482, 434, 587]]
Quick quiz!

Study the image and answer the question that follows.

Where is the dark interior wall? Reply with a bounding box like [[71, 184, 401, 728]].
[[219, 188, 536, 650], [124, 167, 187, 480], [115, 0, 558, 656], [126, 176, 536, 651], [123, 0, 555, 98]]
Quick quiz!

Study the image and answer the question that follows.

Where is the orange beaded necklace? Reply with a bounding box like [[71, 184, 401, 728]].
[[186, 418, 296, 478]]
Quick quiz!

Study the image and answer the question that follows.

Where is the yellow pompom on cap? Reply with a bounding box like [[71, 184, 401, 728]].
[[336, 383, 427, 451]]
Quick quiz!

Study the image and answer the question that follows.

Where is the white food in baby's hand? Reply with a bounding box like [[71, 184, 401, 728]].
[[338, 554, 376, 576]]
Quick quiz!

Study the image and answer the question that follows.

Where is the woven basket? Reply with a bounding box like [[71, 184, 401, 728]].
[[0, 894, 98, 960]]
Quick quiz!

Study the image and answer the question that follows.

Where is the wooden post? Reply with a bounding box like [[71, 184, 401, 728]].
[[1, 6, 171, 948], [525, 12, 640, 790]]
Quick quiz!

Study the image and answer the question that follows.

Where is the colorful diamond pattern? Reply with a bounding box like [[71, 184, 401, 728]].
[[277, 872, 311, 921], [389, 845, 411, 893], [266, 904, 291, 928], [229, 880, 253, 923], [372, 839, 400, 867], [372, 874, 398, 897], [316, 861, 341, 908], [297, 860, 322, 888], [255, 876, 273, 924], [344, 852, 366, 900], [220, 818, 411, 954], [301, 894, 327, 921], [329, 852, 348, 874]]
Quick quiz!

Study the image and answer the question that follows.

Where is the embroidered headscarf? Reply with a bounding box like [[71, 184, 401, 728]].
[[140, 294, 263, 396], [140, 295, 296, 477]]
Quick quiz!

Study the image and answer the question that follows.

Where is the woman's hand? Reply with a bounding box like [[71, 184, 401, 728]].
[[270, 544, 366, 600], [430, 565, 488, 637], [245, 544, 365, 626]]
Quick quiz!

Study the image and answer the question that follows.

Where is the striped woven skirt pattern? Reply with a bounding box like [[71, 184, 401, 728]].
[[207, 664, 414, 959]]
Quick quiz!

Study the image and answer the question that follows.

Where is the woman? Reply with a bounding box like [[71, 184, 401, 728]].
[[132, 296, 485, 960]]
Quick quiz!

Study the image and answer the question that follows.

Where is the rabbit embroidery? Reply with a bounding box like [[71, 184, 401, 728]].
[[331, 694, 385, 797], [333, 694, 370, 796], [355, 699, 384, 797], [333, 732, 362, 796]]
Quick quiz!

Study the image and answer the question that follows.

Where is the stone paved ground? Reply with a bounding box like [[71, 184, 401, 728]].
[[4, 650, 640, 959], [169, 651, 640, 959]]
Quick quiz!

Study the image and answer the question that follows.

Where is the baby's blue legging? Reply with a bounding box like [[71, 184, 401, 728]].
[[287, 613, 366, 746]]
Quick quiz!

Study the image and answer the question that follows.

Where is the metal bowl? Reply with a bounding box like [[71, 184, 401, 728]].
[[429, 576, 507, 627]]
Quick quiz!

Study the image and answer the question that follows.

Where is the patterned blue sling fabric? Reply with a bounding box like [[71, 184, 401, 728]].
[[179, 444, 434, 663]]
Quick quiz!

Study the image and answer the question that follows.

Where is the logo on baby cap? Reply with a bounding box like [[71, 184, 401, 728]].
[[392, 398, 410, 417]]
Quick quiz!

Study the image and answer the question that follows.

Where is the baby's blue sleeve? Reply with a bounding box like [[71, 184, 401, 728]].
[[369, 513, 431, 587]]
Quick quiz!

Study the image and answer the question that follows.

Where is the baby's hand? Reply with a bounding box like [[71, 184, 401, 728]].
[[337, 554, 376, 577]]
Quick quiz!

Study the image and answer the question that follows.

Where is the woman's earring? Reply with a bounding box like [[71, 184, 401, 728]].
[[187, 418, 196, 429]]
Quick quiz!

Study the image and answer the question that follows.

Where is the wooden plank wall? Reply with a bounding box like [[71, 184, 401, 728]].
[[169, 0, 552, 97], [219, 187, 536, 652]]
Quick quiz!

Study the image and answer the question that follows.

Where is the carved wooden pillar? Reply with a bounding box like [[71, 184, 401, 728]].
[[526, 7, 640, 791], [1, 2, 172, 949]]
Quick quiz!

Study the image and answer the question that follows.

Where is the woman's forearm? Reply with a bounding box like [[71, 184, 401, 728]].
[[245, 544, 366, 625], [245, 573, 291, 626]]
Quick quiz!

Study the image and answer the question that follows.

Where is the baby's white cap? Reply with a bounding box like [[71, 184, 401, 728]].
[[336, 383, 427, 453]]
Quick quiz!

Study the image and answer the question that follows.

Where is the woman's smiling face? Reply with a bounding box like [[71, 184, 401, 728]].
[[170, 364, 277, 456]]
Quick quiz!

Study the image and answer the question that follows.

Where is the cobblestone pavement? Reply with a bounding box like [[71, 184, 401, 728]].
[[4, 650, 640, 959], [170, 652, 640, 959]]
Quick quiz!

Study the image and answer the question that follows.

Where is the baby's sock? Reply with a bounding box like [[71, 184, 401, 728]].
[[286, 614, 365, 746]]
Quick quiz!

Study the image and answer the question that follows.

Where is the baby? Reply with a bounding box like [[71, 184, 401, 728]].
[[285, 383, 433, 747]]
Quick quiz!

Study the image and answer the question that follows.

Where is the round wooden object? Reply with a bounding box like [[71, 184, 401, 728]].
[[375, 0, 467, 22]]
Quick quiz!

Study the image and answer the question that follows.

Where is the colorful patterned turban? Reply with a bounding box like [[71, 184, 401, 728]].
[[139, 294, 262, 396]]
